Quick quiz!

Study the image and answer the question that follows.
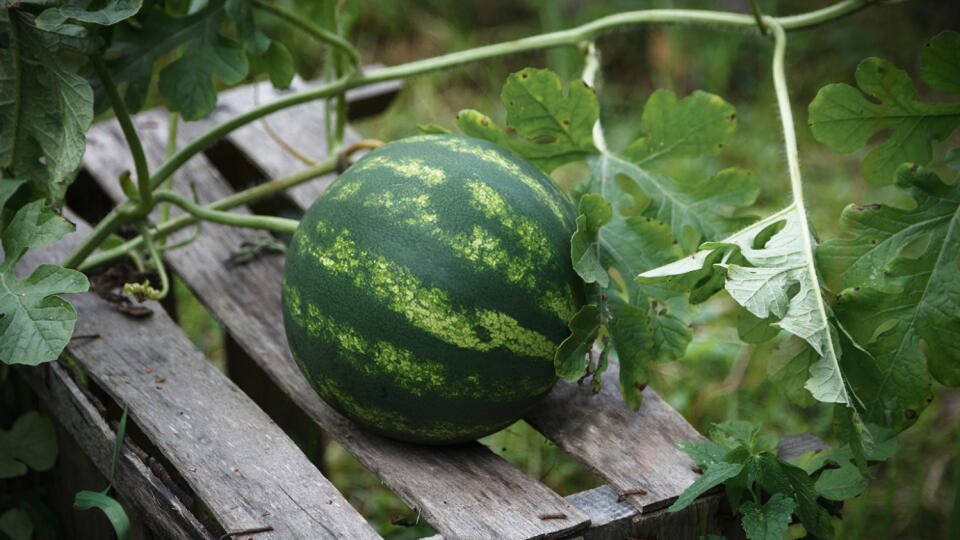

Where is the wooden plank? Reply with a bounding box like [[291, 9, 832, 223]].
[[778, 432, 830, 461], [566, 486, 730, 540], [19, 219, 379, 539], [82, 97, 591, 539], [174, 75, 390, 211], [16, 361, 211, 540], [525, 357, 704, 514]]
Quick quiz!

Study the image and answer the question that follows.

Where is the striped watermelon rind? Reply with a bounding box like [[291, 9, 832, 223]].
[[281, 134, 583, 444]]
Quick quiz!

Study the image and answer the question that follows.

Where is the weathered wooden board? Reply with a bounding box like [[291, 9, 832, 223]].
[[16, 361, 211, 540], [525, 358, 704, 514], [19, 219, 379, 539], [173, 75, 394, 209], [81, 87, 591, 539]]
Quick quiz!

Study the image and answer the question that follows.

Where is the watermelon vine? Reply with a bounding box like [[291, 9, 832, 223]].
[[1, 0, 958, 537]]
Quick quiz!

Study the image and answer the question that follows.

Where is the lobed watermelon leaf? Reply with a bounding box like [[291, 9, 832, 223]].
[[639, 205, 850, 406], [818, 163, 960, 431], [808, 31, 960, 185], [457, 68, 599, 173], [0, 189, 89, 367], [620, 89, 737, 168]]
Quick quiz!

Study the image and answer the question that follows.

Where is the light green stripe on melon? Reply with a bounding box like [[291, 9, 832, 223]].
[[352, 154, 446, 186], [423, 135, 567, 223], [295, 224, 556, 359], [295, 348, 511, 441], [358, 180, 574, 321], [465, 180, 555, 264], [286, 279, 448, 397]]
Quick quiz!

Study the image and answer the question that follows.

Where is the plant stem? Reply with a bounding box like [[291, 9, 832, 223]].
[[153, 191, 300, 234], [765, 18, 847, 403], [89, 55, 153, 208], [250, 0, 360, 66], [77, 157, 337, 272], [147, 1, 872, 197], [354, 1, 871, 86], [138, 223, 169, 299], [61, 206, 134, 269], [160, 112, 179, 225], [148, 72, 352, 191]]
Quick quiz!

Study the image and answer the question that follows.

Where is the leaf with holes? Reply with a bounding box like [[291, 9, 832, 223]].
[[819, 163, 960, 431], [640, 205, 849, 406]]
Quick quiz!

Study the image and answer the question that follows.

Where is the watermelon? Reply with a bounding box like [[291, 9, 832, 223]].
[[281, 134, 584, 444]]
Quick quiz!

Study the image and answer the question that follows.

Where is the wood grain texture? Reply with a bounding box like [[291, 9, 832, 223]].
[[525, 357, 705, 514], [778, 432, 830, 462], [81, 92, 591, 540], [19, 219, 379, 539], [17, 361, 211, 540]]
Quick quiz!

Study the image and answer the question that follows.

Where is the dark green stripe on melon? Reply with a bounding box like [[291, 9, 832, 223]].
[[281, 134, 584, 444]]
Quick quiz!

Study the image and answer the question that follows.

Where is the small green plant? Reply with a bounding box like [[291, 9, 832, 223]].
[[73, 406, 131, 540], [1, 1, 958, 537]]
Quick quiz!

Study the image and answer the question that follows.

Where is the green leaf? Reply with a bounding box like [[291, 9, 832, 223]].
[[157, 9, 248, 120], [607, 296, 649, 409], [621, 89, 737, 167], [0, 508, 32, 540], [0, 200, 74, 272], [588, 157, 757, 253], [0, 202, 89, 366], [668, 461, 744, 512], [225, 0, 270, 55], [570, 194, 612, 287], [110, 406, 129, 485], [782, 462, 834, 539], [0, 11, 95, 203], [73, 491, 130, 540], [640, 205, 849, 405], [815, 463, 867, 501], [36, 0, 142, 30], [249, 41, 294, 89], [747, 453, 793, 496], [457, 68, 598, 172], [809, 55, 960, 185], [0, 411, 58, 473], [94, 4, 249, 119], [833, 405, 868, 474], [819, 164, 959, 430], [677, 440, 728, 470], [737, 311, 780, 344], [920, 31, 960, 95], [770, 345, 818, 407], [739, 493, 796, 540], [554, 304, 600, 381]]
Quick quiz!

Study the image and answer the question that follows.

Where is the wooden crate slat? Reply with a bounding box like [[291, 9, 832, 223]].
[[82, 104, 591, 539], [173, 76, 379, 210], [16, 361, 211, 540], [19, 222, 379, 539], [525, 357, 704, 514]]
